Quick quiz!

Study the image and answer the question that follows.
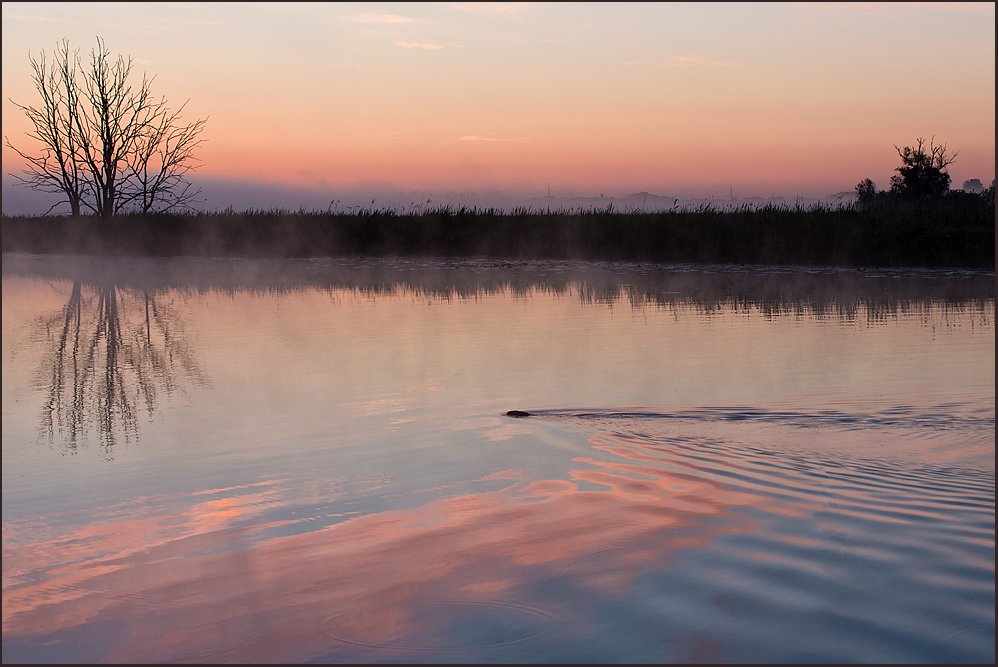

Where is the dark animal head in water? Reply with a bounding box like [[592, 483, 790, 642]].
[[506, 410, 530, 418]]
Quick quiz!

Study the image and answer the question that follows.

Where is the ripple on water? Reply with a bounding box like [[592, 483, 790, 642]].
[[520, 406, 994, 662], [321, 601, 556, 650]]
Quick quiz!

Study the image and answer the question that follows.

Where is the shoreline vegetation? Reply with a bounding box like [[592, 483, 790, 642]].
[[2, 197, 994, 268], [3, 36, 991, 270]]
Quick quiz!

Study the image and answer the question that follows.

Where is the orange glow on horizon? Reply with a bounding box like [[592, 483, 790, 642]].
[[195, 135, 939, 195], [2, 2, 993, 206]]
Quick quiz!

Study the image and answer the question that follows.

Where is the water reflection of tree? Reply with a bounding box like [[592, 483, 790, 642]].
[[37, 281, 205, 460]]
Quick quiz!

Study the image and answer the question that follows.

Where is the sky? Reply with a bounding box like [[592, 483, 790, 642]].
[[2, 2, 995, 213]]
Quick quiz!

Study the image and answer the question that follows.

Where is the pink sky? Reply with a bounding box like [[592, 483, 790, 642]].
[[2, 2, 994, 212]]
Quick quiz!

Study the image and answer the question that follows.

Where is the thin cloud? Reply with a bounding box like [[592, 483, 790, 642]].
[[672, 55, 740, 66], [790, 2, 892, 15], [395, 41, 445, 50], [3, 14, 51, 21], [792, 2, 993, 17], [345, 13, 423, 24], [625, 55, 741, 67], [447, 2, 531, 14], [908, 1, 994, 15]]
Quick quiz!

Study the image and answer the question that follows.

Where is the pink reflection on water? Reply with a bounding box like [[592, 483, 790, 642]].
[[2, 452, 758, 661]]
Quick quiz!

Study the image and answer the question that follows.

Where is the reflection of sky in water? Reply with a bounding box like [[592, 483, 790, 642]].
[[1, 258, 994, 662]]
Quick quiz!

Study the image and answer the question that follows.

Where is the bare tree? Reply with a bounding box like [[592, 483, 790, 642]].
[[6, 37, 207, 218], [73, 37, 155, 218], [6, 40, 88, 216], [127, 101, 207, 213]]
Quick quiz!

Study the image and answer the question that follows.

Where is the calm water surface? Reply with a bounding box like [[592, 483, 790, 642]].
[[2, 255, 994, 663]]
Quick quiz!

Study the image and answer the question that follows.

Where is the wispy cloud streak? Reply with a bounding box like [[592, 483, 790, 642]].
[[345, 13, 422, 24], [625, 55, 742, 67], [395, 41, 445, 50], [447, 2, 531, 13], [792, 2, 994, 16]]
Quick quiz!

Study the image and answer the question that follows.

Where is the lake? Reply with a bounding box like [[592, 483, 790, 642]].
[[2, 254, 994, 663]]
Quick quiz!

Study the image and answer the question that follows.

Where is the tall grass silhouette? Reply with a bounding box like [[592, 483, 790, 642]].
[[3, 197, 994, 267]]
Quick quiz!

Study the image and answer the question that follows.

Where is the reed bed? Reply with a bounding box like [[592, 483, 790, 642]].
[[3, 199, 994, 268]]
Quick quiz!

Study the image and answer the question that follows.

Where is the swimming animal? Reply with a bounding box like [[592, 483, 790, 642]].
[[506, 410, 531, 417]]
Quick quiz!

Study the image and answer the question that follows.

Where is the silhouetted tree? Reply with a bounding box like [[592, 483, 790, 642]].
[[127, 100, 207, 214], [855, 178, 878, 207], [4, 40, 87, 216], [889, 137, 956, 200], [6, 37, 207, 219]]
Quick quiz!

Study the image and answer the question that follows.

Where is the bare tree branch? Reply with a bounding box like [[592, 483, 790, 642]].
[[5, 40, 88, 216], [126, 101, 208, 213], [7, 37, 207, 219]]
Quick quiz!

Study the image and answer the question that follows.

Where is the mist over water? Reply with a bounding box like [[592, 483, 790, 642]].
[[2, 256, 993, 663], [2, 174, 856, 217]]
